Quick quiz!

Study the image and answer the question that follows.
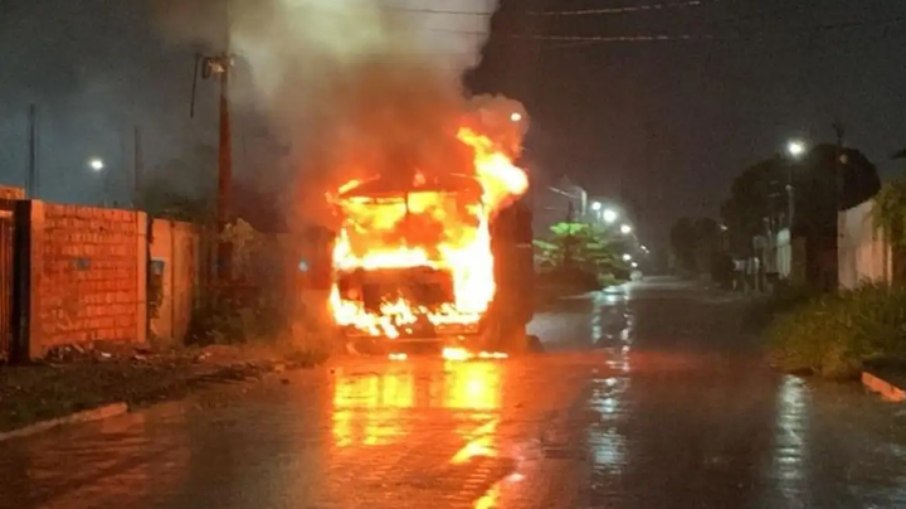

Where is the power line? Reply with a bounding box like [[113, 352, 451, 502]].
[[312, 5, 906, 48], [511, 33, 706, 43], [528, 0, 715, 16], [497, 13, 906, 45], [385, 7, 494, 16]]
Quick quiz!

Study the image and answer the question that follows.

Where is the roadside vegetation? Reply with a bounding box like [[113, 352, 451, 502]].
[[534, 221, 631, 295], [768, 284, 906, 378], [766, 177, 906, 379]]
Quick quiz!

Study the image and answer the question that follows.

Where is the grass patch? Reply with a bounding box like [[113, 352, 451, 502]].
[[768, 284, 906, 379]]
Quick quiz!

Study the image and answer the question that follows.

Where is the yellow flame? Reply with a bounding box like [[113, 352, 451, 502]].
[[328, 124, 529, 338]]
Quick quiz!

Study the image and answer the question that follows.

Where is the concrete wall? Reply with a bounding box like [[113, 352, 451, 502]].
[[29, 201, 147, 357], [775, 228, 792, 279], [838, 199, 891, 289], [149, 219, 201, 345]]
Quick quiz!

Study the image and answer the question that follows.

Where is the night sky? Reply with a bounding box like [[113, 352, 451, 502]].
[[2, 0, 906, 247], [472, 0, 906, 245]]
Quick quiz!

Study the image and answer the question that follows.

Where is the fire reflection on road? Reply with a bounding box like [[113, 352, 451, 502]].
[[332, 368, 416, 447], [331, 360, 504, 448]]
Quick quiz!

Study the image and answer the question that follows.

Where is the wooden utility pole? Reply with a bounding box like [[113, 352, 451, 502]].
[[217, 57, 232, 244], [26, 105, 38, 198], [192, 53, 234, 283], [833, 119, 845, 206], [133, 126, 143, 208], [214, 55, 233, 284]]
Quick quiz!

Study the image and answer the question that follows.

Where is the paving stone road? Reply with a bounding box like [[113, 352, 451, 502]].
[[3, 277, 906, 508]]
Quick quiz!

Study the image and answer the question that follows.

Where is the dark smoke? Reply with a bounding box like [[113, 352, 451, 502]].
[[153, 0, 527, 229]]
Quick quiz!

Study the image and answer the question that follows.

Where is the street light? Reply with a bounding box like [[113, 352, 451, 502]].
[[591, 201, 602, 212], [510, 112, 523, 123], [603, 208, 618, 224], [631, 261, 639, 269], [620, 224, 632, 235], [787, 140, 806, 159], [622, 253, 632, 262], [88, 158, 105, 172], [784, 139, 807, 229]]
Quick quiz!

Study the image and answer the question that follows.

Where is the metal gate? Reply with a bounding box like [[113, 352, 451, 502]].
[[0, 200, 15, 362]]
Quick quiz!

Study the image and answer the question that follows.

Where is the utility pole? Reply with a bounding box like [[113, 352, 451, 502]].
[[832, 119, 846, 290], [564, 200, 575, 267], [186, 1, 234, 286], [217, 58, 232, 241], [833, 119, 845, 209], [214, 55, 233, 284], [26, 105, 38, 198], [786, 163, 795, 230], [133, 126, 143, 209], [192, 53, 234, 283]]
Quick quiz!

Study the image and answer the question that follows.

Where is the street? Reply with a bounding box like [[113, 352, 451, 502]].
[[3, 277, 906, 508]]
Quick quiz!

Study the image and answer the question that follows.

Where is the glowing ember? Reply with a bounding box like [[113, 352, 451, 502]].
[[328, 123, 529, 340]]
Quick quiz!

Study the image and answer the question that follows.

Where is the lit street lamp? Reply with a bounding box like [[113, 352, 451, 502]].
[[603, 208, 618, 224], [591, 201, 602, 212], [620, 224, 632, 235], [88, 157, 109, 206], [787, 140, 806, 159], [622, 253, 632, 262], [510, 112, 523, 123], [784, 139, 807, 229]]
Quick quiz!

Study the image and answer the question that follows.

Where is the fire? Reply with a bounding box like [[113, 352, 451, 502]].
[[456, 127, 529, 209], [328, 124, 529, 339]]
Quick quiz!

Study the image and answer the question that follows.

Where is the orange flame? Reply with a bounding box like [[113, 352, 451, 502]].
[[328, 124, 529, 339]]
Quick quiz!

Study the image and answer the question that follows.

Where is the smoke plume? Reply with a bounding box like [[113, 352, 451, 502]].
[[154, 0, 527, 227]]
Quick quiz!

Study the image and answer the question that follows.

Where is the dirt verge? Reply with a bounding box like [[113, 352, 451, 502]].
[[0, 342, 326, 434]]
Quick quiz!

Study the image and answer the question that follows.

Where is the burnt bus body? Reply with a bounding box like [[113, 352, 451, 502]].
[[333, 174, 534, 351]]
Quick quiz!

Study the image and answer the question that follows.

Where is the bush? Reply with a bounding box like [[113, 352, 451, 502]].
[[768, 284, 906, 378]]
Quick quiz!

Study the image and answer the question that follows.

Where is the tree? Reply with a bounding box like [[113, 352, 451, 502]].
[[720, 144, 880, 255], [535, 221, 627, 285], [873, 174, 906, 282], [719, 158, 784, 257]]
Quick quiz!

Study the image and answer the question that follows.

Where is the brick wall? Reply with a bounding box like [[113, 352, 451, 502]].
[[0, 186, 24, 200], [28, 201, 147, 356]]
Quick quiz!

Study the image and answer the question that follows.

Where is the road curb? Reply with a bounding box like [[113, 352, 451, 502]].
[[861, 371, 906, 402], [0, 402, 129, 443]]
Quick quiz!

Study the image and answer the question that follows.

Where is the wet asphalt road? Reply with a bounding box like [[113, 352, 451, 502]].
[[3, 277, 906, 508]]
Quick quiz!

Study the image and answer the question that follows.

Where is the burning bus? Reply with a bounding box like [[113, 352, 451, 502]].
[[327, 127, 534, 354]]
